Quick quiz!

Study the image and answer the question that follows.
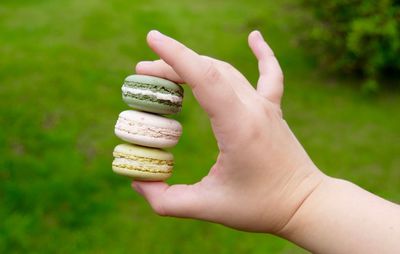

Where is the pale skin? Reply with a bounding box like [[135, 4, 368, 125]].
[[132, 30, 400, 253]]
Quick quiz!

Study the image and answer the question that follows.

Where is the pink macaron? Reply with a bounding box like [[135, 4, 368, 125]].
[[115, 110, 182, 148]]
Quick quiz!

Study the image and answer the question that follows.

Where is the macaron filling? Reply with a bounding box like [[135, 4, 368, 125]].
[[122, 86, 182, 104], [123, 92, 182, 107], [115, 116, 181, 140], [123, 81, 183, 97], [113, 152, 173, 173], [112, 159, 172, 173]]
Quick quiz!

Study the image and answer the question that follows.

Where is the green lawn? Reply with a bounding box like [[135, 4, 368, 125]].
[[1, 0, 399, 253]]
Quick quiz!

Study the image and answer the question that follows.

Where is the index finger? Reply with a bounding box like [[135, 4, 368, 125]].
[[146, 30, 242, 120]]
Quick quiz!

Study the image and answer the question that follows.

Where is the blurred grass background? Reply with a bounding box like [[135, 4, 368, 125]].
[[0, 0, 399, 253]]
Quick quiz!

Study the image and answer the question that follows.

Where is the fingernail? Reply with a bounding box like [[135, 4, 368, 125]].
[[148, 30, 163, 41], [132, 182, 144, 196], [255, 30, 264, 41]]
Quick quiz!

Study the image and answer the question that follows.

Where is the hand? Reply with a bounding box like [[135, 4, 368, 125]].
[[132, 30, 325, 233]]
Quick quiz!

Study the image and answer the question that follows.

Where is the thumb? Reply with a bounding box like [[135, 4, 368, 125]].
[[132, 181, 206, 218]]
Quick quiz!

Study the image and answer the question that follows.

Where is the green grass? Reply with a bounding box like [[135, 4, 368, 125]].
[[0, 0, 399, 253]]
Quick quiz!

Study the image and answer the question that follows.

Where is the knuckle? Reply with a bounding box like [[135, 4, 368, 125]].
[[162, 66, 172, 78], [241, 102, 281, 139], [231, 120, 264, 150], [151, 200, 167, 216], [263, 100, 283, 119], [169, 44, 187, 69], [221, 61, 233, 70], [233, 108, 265, 144], [276, 70, 284, 83], [203, 62, 222, 83], [176, 43, 187, 55], [153, 59, 162, 65], [247, 115, 265, 140]]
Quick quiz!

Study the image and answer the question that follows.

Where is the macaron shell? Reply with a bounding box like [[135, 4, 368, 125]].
[[119, 110, 182, 128], [115, 110, 182, 148], [112, 165, 171, 181], [114, 143, 174, 160], [122, 94, 181, 115], [125, 74, 184, 94]]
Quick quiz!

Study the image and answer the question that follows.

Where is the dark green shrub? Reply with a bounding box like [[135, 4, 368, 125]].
[[301, 0, 400, 90]]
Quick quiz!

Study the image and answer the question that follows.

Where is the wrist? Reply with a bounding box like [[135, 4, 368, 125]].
[[263, 164, 327, 234], [274, 171, 332, 236]]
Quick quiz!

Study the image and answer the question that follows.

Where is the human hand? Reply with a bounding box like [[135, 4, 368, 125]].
[[132, 30, 325, 233]]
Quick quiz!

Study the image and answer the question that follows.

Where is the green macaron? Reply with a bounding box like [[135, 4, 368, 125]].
[[122, 74, 184, 115]]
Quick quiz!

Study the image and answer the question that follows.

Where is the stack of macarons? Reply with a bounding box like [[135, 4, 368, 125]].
[[112, 74, 184, 181]]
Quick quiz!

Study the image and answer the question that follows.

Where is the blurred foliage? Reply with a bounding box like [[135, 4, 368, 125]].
[[301, 0, 400, 91]]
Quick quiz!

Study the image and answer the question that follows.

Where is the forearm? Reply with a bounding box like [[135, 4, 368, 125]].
[[278, 177, 400, 254]]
